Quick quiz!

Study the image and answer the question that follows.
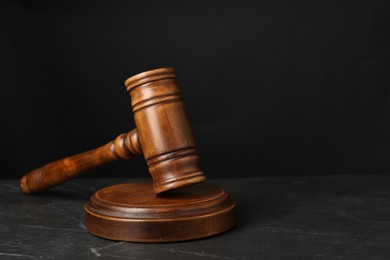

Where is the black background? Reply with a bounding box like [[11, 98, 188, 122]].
[[1, 0, 389, 179]]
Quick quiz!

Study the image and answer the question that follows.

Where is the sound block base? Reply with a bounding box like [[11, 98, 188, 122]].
[[84, 181, 236, 242]]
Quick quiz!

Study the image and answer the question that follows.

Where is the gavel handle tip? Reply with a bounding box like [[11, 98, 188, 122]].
[[20, 175, 33, 194]]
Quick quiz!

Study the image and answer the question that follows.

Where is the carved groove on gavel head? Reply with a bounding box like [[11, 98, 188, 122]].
[[124, 67, 206, 193]]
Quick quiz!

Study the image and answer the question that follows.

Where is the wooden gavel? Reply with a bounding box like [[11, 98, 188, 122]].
[[20, 67, 206, 194]]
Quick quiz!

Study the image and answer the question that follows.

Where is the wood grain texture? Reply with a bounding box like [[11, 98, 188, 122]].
[[84, 181, 235, 242], [20, 129, 141, 194], [125, 68, 205, 193]]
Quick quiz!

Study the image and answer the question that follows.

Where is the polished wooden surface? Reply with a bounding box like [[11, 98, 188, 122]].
[[125, 68, 205, 193], [20, 129, 141, 194], [20, 68, 205, 194], [85, 181, 235, 242]]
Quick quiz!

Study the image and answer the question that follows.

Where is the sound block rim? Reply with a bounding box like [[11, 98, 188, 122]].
[[84, 181, 236, 242]]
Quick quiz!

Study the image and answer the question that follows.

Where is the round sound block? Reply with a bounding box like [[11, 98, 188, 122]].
[[84, 181, 235, 242]]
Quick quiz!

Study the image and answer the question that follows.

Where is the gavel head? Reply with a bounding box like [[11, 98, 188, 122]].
[[124, 68, 206, 193]]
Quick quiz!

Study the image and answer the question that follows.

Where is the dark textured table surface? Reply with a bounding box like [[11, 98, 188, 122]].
[[1, 175, 390, 259]]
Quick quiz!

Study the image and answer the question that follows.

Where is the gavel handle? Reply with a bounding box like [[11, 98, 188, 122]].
[[20, 129, 141, 194]]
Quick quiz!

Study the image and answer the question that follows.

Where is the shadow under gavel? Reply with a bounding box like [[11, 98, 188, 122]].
[[20, 67, 206, 194]]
